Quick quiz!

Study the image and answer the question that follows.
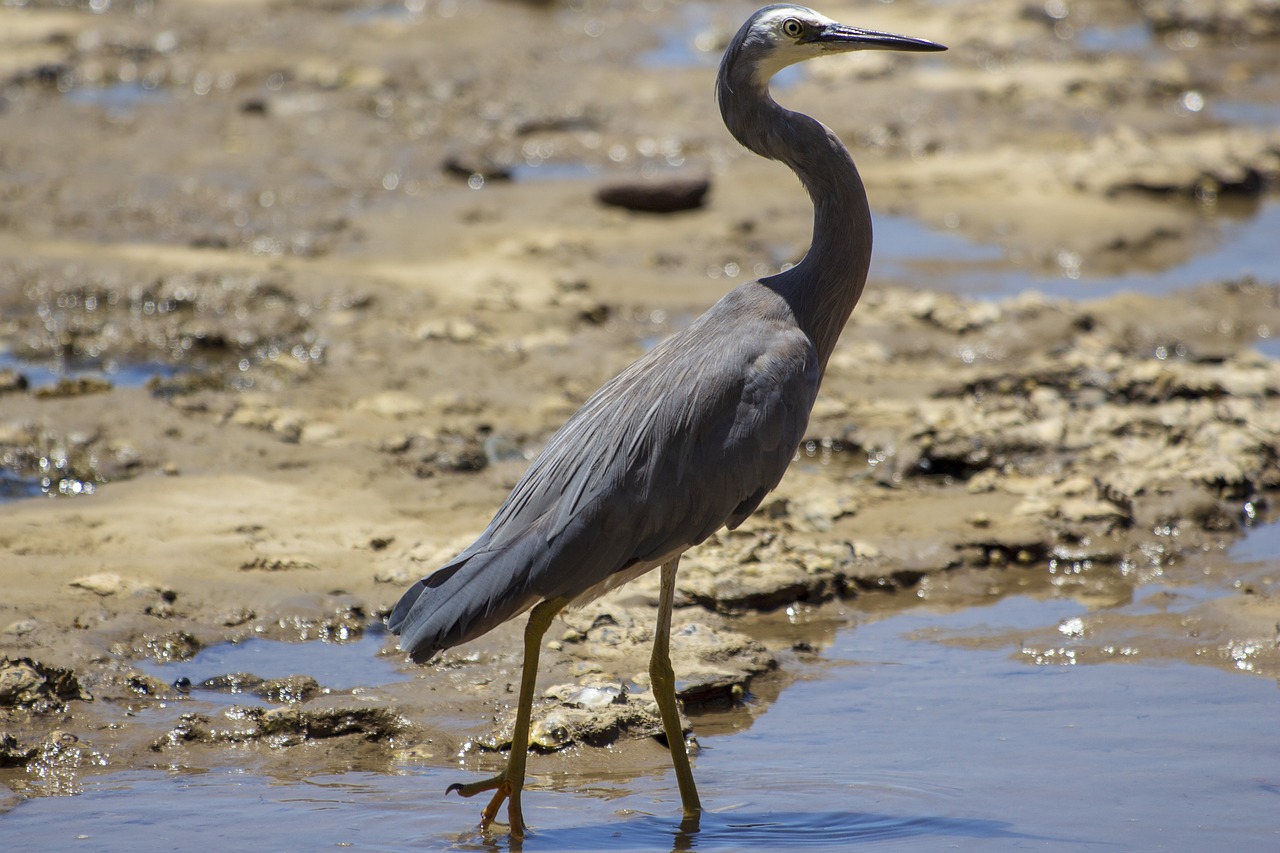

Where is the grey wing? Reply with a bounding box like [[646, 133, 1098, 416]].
[[390, 287, 820, 659]]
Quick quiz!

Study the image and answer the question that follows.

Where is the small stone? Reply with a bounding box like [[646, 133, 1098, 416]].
[[563, 682, 625, 709], [596, 176, 711, 213], [356, 391, 426, 418], [851, 541, 881, 559], [69, 572, 128, 596], [2, 619, 39, 636], [416, 318, 480, 343], [394, 743, 434, 761], [530, 710, 573, 751], [373, 566, 412, 585], [300, 422, 340, 444], [220, 608, 255, 627]]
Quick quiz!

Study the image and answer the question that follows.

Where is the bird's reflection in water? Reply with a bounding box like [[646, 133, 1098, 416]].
[[449, 807, 1059, 852]]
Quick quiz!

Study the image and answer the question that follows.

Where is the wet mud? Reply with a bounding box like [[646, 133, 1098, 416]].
[[1, 0, 1278, 824]]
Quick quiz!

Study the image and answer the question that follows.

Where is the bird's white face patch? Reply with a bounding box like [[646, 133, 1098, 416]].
[[748, 6, 841, 88]]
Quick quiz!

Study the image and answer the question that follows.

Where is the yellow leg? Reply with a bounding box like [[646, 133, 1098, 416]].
[[447, 596, 567, 837], [651, 556, 702, 825]]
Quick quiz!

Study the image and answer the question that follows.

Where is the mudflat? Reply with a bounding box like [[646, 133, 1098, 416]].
[[1, 0, 1278, 806]]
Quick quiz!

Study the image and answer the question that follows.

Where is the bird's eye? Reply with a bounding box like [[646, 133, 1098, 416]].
[[781, 18, 804, 38]]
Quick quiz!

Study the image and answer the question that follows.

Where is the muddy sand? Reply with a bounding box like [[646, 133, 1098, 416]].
[[1, 0, 1279, 815]]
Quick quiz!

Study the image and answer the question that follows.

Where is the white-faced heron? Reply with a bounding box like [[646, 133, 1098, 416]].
[[389, 3, 945, 836]]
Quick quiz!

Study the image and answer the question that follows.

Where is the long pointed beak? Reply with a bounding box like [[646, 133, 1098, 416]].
[[814, 23, 947, 53]]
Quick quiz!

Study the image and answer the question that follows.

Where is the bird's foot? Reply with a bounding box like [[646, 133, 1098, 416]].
[[447, 774, 528, 837]]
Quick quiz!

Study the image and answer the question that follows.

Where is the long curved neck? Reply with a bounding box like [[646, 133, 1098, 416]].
[[717, 71, 872, 373]]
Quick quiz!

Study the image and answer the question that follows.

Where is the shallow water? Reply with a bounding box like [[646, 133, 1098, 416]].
[[0, 469, 44, 502], [0, 352, 185, 392], [1075, 23, 1153, 54], [636, 0, 721, 70], [871, 198, 1280, 301], [4, 573, 1278, 852], [509, 161, 604, 183], [64, 82, 170, 119], [138, 628, 409, 706]]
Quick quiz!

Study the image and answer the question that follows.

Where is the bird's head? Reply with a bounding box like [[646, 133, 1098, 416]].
[[723, 4, 945, 89]]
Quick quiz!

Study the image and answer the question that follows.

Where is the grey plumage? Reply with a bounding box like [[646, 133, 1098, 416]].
[[388, 288, 817, 661], [388, 4, 944, 835]]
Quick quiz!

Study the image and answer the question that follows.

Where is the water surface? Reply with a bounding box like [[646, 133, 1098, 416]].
[[871, 199, 1280, 301], [4, 589, 1276, 852]]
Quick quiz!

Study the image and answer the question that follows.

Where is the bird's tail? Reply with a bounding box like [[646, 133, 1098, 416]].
[[386, 529, 549, 663]]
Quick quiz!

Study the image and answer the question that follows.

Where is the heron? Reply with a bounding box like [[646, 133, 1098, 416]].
[[389, 4, 945, 836]]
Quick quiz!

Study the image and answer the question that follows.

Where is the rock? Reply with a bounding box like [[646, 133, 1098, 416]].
[[675, 671, 747, 706], [195, 673, 321, 704], [906, 291, 1002, 333], [529, 709, 574, 751], [0, 369, 28, 394], [480, 688, 662, 753], [299, 422, 341, 444], [0, 662, 42, 705], [1058, 127, 1280, 198], [0, 732, 38, 768], [152, 706, 405, 750], [153, 701, 404, 753], [33, 376, 113, 398], [678, 532, 856, 612], [239, 556, 320, 571], [780, 491, 857, 533], [1137, 0, 1280, 36], [142, 631, 203, 662], [257, 706, 404, 742], [415, 318, 482, 343], [0, 657, 90, 712], [596, 177, 711, 213], [2, 619, 39, 636], [442, 151, 511, 182], [356, 391, 426, 418], [393, 743, 435, 761], [69, 572, 130, 596], [126, 672, 178, 698], [258, 676, 322, 701], [544, 679, 627, 710]]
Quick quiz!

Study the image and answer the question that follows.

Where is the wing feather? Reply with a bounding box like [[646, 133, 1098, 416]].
[[391, 283, 822, 658]]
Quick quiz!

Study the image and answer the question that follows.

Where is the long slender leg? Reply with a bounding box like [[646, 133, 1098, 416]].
[[447, 596, 567, 837], [651, 556, 702, 824]]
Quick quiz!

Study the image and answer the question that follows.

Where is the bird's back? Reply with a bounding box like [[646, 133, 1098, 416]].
[[389, 280, 820, 661]]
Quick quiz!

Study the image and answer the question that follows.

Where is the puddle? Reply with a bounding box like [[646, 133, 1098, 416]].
[[1231, 517, 1280, 563], [64, 82, 170, 115], [1213, 97, 1280, 129], [1254, 335, 1280, 359], [1076, 23, 1152, 53], [636, 1, 721, 70], [139, 627, 408, 705], [4, 593, 1277, 850], [0, 352, 186, 392], [341, 1, 426, 26], [0, 450, 100, 503], [509, 161, 603, 183], [870, 213, 1006, 287], [634, 1, 804, 87], [872, 198, 1280, 301], [793, 437, 871, 477], [0, 470, 44, 503]]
